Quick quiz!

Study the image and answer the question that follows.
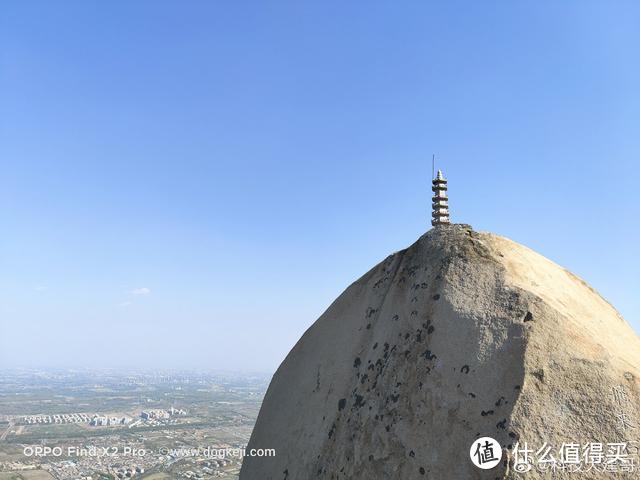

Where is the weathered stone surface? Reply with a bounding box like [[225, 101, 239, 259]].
[[240, 225, 640, 479]]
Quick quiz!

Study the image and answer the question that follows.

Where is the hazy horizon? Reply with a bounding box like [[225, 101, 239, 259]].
[[1, 1, 639, 371]]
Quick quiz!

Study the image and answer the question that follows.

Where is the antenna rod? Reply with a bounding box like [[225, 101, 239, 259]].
[[432, 154, 435, 180]]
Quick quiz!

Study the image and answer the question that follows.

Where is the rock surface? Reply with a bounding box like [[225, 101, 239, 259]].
[[240, 225, 640, 479]]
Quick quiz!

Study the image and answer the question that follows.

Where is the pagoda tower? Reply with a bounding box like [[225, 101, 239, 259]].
[[431, 169, 450, 226]]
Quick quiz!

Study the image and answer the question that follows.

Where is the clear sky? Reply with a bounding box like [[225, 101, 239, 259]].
[[1, 1, 638, 372]]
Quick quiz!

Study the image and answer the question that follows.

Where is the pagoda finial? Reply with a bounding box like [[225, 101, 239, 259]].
[[431, 169, 450, 226]]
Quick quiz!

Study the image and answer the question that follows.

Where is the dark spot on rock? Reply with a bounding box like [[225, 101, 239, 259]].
[[338, 398, 346, 411], [421, 283, 428, 289], [354, 357, 361, 368], [373, 342, 378, 350], [481, 410, 494, 416], [354, 394, 365, 408], [283, 468, 288, 480], [391, 394, 400, 403], [468, 392, 476, 398], [409, 450, 415, 457], [404, 333, 410, 340], [366, 323, 371, 329], [427, 325, 435, 335], [411, 310, 418, 316], [433, 294, 440, 300], [532, 369, 544, 382], [422, 349, 436, 361], [461, 365, 470, 374], [385, 425, 390, 432], [514, 385, 521, 390], [496, 419, 507, 429], [419, 467, 425, 475], [495, 396, 505, 407], [368, 454, 373, 461], [524, 311, 534, 322], [392, 314, 399, 321], [328, 422, 336, 438]]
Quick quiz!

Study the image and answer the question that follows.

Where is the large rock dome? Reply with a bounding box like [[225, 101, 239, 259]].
[[241, 225, 640, 479]]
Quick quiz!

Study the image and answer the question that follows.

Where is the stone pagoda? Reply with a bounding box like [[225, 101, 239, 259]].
[[431, 169, 450, 226]]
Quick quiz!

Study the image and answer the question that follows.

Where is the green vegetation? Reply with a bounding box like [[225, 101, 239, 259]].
[[0, 369, 268, 480]]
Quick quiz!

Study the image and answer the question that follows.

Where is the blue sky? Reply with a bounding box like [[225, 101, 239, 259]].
[[1, 1, 638, 372]]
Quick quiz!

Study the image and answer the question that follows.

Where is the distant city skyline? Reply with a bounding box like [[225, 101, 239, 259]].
[[1, 1, 639, 371]]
